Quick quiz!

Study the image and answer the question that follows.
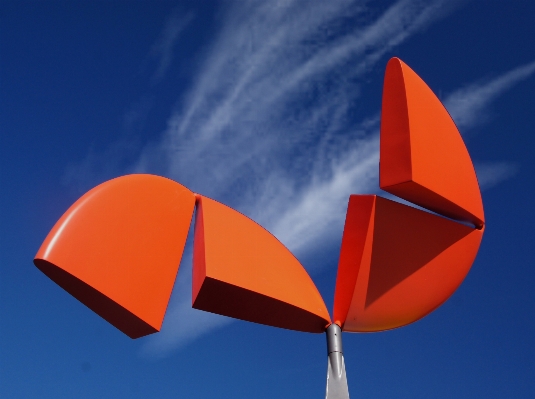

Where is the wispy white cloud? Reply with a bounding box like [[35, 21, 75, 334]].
[[259, 131, 380, 256], [138, 0, 463, 356], [135, 0, 459, 217], [150, 10, 194, 83], [443, 60, 535, 190], [475, 162, 519, 190], [445, 60, 535, 130]]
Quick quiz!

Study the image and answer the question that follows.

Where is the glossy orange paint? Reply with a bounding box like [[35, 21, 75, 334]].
[[192, 195, 331, 333], [34, 174, 196, 338], [380, 57, 485, 228], [334, 195, 483, 332]]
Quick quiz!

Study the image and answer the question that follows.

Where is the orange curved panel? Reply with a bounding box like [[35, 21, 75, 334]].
[[334, 195, 483, 332], [34, 174, 195, 338], [380, 57, 484, 228], [192, 195, 331, 333]]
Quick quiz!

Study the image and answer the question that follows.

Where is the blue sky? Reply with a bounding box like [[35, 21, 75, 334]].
[[1, 1, 534, 397]]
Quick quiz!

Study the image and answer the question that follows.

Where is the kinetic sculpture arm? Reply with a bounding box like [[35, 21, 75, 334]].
[[33, 58, 485, 399], [192, 195, 330, 332], [34, 176, 331, 337], [333, 58, 484, 335], [34, 174, 196, 338]]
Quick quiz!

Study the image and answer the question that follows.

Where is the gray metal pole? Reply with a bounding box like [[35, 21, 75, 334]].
[[325, 323, 350, 399]]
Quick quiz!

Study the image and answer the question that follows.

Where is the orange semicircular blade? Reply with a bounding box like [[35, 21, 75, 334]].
[[34, 174, 196, 339], [380, 57, 484, 227], [333, 195, 483, 332], [192, 195, 331, 333]]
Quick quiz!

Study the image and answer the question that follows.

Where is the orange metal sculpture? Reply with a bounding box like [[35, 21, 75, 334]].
[[333, 195, 483, 332], [332, 58, 485, 336], [192, 195, 331, 332], [33, 57, 485, 398], [380, 58, 484, 228], [34, 174, 196, 338]]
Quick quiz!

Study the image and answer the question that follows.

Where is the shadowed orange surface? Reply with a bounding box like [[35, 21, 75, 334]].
[[34, 174, 195, 338], [380, 57, 484, 227], [334, 195, 483, 332], [192, 195, 331, 333]]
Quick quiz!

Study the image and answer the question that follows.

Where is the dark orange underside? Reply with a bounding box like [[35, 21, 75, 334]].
[[34, 259, 157, 338]]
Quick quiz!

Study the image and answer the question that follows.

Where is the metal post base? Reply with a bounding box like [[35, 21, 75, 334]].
[[325, 324, 350, 399]]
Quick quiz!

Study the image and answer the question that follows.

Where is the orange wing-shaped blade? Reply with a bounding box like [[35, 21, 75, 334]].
[[333, 195, 483, 332], [380, 57, 484, 227], [34, 174, 195, 338], [192, 195, 331, 333]]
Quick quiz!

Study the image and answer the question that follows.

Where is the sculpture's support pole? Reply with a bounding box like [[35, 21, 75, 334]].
[[325, 323, 350, 399]]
